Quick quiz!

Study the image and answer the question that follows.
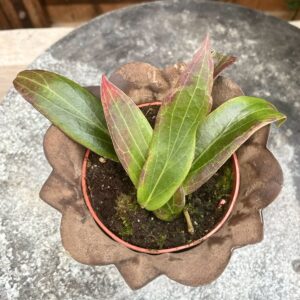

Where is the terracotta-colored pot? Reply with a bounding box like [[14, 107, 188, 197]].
[[81, 101, 240, 254]]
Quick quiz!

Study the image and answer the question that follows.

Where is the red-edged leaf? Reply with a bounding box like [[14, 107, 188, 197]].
[[101, 76, 186, 221], [137, 35, 214, 211], [100, 75, 153, 186], [13, 70, 117, 161], [183, 96, 286, 194]]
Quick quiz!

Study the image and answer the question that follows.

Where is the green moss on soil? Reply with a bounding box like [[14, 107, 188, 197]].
[[115, 194, 137, 238]]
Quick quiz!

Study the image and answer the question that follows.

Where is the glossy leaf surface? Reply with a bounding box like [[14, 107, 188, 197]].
[[153, 187, 185, 221], [151, 49, 235, 215], [100, 75, 153, 185], [13, 70, 117, 160], [184, 96, 286, 194], [101, 76, 186, 220], [137, 35, 214, 211]]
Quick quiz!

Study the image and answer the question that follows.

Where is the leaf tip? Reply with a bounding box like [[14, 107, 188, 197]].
[[100, 74, 109, 96], [101, 74, 108, 87], [13, 70, 26, 86], [12, 77, 18, 89], [276, 113, 287, 127], [13, 70, 30, 93], [100, 74, 116, 107], [203, 32, 211, 46]]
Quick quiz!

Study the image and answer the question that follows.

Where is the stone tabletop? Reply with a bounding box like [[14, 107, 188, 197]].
[[0, 27, 74, 102], [1, 0, 300, 299]]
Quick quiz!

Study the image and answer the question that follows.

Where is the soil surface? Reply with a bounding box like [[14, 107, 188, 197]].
[[86, 105, 234, 250]]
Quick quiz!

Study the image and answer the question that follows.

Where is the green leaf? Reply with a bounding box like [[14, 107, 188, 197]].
[[212, 50, 236, 78], [150, 49, 235, 218], [100, 75, 184, 221], [153, 188, 185, 221], [183, 96, 286, 194], [13, 70, 117, 161], [137, 35, 214, 211], [100, 75, 153, 186]]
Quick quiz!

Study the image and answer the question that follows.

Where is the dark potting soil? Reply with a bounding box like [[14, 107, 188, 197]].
[[86, 105, 234, 250]]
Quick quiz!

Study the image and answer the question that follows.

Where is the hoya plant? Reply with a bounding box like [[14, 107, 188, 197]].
[[13, 36, 286, 232]]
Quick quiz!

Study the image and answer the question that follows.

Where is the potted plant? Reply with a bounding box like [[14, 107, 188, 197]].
[[13, 35, 286, 287]]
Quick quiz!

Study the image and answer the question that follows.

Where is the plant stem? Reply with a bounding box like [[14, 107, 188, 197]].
[[183, 208, 195, 235]]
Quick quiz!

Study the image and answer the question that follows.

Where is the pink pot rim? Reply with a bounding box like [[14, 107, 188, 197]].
[[81, 102, 240, 254]]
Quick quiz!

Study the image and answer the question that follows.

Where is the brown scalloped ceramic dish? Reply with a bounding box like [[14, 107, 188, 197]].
[[40, 62, 283, 289]]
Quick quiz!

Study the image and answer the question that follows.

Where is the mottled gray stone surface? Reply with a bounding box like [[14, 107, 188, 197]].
[[1, 0, 300, 299]]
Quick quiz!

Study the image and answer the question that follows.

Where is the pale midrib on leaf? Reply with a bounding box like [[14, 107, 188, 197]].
[[192, 114, 278, 173], [126, 101, 152, 149], [141, 66, 210, 207], [171, 97, 206, 159], [142, 159, 169, 207], [31, 70, 107, 131], [184, 120, 274, 193], [105, 105, 144, 176], [209, 100, 271, 135], [114, 104, 147, 162], [107, 114, 142, 175], [149, 182, 180, 202], [167, 50, 208, 158], [75, 128, 114, 145], [106, 87, 148, 165], [18, 75, 107, 132], [38, 99, 112, 145], [166, 202, 174, 214], [192, 107, 278, 168], [16, 81, 111, 142]]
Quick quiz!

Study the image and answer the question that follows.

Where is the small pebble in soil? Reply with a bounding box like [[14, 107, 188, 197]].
[[99, 157, 106, 163], [218, 199, 227, 208]]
